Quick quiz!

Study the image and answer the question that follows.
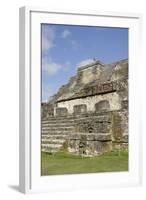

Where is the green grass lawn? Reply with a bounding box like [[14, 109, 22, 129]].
[[41, 150, 128, 176]]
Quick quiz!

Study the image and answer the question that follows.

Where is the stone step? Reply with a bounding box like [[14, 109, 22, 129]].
[[41, 116, 92, 123], [42, 119, 75, 124], [42, 113, 102, 121], [42, 116, 76, 122], [41, 143, 62, 149], [41, 139, 65, 144], [42, 115, 110, 124], [41, 130, 73, 135], [69, 133, 112, 141], [41, 126, 74, 131], [42, 122, 75, 126], [41, 134, 69, 140], [41, 123, 75, 127], [42, 116, 91, 122], [41, 148, 59, 153]]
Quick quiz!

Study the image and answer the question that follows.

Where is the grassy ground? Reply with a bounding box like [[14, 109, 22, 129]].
[[41, 150, 128, 176]]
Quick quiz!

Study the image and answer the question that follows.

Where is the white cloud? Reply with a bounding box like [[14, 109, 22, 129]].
[[61, 29, 71, 38], [65, 61, 71, 66], [42, 25, 55, 52], [42, 58, 62, 75], [43, 62, 61, 75], [71, 40, 78, 49], [77, 58, 94, 68]]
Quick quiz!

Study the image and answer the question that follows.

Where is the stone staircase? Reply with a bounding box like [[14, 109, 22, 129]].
[[41, 116, 76, 152], [41, 111, 128, 155], [41, 112, 113, 154]]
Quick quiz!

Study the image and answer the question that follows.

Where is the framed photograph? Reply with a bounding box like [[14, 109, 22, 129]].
[[19, 6, 142, 193]]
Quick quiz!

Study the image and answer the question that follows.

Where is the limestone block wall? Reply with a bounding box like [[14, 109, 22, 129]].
[[111, 110, 128, 150], [77, 63, 103, 85], [67, 111, 128, 156], [41, 103, 54, 118], [56, 92, 121, 115]]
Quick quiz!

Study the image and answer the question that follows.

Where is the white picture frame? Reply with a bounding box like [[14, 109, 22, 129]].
[[19, 6, 142, 194]]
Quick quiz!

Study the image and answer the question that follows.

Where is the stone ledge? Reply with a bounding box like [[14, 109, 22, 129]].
[[69, 133, 112, 141]]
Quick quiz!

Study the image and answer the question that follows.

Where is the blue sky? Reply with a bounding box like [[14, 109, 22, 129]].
[[41, 24, 128, 102]]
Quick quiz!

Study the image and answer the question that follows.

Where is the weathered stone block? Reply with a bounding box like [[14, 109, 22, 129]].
[[41, 103, 54, 118], [95, 100, 110, 112], [56, 107, 68, 116], [95, 134, 112, 141], [73, 104, 87, 114]]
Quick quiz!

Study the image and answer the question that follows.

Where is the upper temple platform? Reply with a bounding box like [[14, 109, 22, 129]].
[[47, 59, 128, 103]]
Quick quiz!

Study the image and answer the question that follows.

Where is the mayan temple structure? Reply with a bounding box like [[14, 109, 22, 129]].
[[41, 59, 128, 156]]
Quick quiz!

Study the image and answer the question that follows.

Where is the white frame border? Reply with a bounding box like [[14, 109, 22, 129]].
[[19, 6, 143, 194]]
